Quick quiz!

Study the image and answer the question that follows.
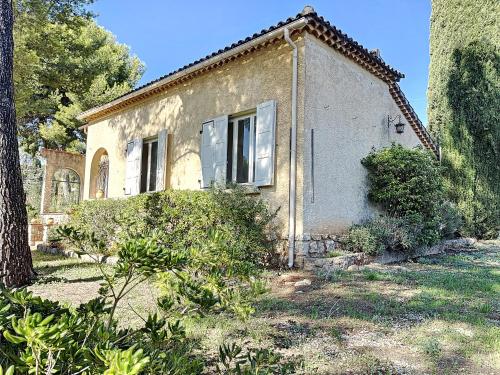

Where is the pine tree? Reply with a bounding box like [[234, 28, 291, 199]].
[[0, 0, 33, 287], [428, 0, 499, 238]]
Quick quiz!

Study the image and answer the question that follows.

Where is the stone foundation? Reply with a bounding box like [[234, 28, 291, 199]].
[[296, 233, 341, 257], [302, 238, 478, 272]]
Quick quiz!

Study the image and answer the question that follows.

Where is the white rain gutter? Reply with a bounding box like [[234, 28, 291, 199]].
[[284, 27, 298, 268]]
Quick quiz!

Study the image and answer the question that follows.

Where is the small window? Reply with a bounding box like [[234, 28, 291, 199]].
[[140, 138, 159, 193], [227, 113, 257, 184]]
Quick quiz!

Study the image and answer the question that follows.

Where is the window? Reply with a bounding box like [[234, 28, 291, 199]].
[[50, 169, 80, 212], [140, 138, 159, 193], [200, 100, 276, 188], [227, 113, 257, 184]]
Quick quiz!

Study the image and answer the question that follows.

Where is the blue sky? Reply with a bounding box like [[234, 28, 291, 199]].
[[91, 1, 431, 125]]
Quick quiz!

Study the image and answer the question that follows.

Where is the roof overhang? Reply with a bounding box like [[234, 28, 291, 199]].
[[77, 8, 437, 156], [77, 10, 403, 123]]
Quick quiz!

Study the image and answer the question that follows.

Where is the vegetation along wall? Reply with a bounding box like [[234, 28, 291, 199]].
[[427, 0, 499, 238]]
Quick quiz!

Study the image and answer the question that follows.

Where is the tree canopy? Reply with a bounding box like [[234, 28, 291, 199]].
[[428, 0, 499, 238], [14, 0, 144, 154]]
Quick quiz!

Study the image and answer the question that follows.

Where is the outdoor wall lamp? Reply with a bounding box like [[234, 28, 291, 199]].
[[388, 114, 405, 134]]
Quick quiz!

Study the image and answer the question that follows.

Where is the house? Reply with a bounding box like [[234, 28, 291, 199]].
[[37, 6, 437, 266]]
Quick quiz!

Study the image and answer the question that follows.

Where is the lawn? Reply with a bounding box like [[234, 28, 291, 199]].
[[29, 241, 499, 375]]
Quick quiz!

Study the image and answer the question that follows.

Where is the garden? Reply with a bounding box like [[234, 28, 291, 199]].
[[2, 145, 498, 374], [25, 241, 500, 374]]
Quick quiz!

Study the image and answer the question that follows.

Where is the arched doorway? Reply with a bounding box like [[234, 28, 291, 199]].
[[89, 148, 109, 199], [49, 168, 81, 212]]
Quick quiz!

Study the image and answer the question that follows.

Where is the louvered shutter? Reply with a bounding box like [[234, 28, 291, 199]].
[[213, 115, 228, 185], [254, 100, 277, 186], [125, 139, 142, 195], [200, 115, 228, 188], [156, 129, 168, 191]]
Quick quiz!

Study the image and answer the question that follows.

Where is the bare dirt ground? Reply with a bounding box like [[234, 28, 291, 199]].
[[30, 240, 499, 375]]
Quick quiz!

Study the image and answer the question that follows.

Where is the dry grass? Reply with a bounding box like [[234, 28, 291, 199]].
[[30, 241, 500, 374]]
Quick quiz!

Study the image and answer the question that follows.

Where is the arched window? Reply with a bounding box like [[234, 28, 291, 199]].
[[89, 148, 109, 199], [50, 168, 80, 212]]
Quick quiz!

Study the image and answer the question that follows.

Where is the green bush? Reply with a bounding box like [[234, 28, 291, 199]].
[[438, 201, 463, 239], [65, 187, 277, 266], [342, 225, 381, 255], [0, 225, 297, 374], [361, 144, 444, 219], [343, 215, 419, 255], [345, 145, 458, 255], [428, 0, 499, 239]]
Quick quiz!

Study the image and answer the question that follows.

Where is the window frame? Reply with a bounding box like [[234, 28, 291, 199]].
[[227, 112, 257, 185], [141, 137, 159, 193]]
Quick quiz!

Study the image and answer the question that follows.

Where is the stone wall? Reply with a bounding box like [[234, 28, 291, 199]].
[[297, 233, 340, 258], [40, 148, 85, 214], [28, 223, 43, 246]]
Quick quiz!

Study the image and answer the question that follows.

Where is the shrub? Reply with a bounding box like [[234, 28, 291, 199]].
[[437, 201, 463, 239], [342, 225, 381, 255], [361, 144, 444, 219], [64, 187, 277, 266], [347, 144, 460, 255], [343, 215, 419, 255], [0, 225, 296, 374]]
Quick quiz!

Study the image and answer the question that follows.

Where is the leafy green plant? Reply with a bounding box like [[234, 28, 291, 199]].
[[342, 225, 381, 255], [346, 145, 459, 256], [65, 187, 278, 267], [217, 343, 297, 374], [361, 144, 444, 219], [428, 0, 499, 239], [1, 221, 288, 374], [343, 215, 419, 255], [0, 366, 14, 375]]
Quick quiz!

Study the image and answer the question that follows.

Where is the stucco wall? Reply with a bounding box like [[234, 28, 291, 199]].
[[302, 35, 422, 234], [84, 37, 306, 237]]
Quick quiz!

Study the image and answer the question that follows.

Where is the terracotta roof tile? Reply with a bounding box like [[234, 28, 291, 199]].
[[79, 7, 437, 155]]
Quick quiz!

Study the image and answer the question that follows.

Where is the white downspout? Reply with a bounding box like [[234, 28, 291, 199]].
[[284, 28, 298, 268]]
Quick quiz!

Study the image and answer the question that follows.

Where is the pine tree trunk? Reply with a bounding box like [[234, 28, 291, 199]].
[[0, 0, 33, 287]]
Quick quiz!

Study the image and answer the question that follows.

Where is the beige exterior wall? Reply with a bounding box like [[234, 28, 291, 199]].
[[84, 32, 427, 239], [84, 37, 306, 237], [302, 35, 422, 234]]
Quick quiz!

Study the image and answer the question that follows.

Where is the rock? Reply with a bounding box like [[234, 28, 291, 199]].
[[442, 238, 476, 250], [309, 241, 318, 254], [347, 265, 359, 271], [326, 240, 336, 252], [294, 279, 312, 287]]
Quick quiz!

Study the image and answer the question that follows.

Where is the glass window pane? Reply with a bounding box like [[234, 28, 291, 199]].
[[140, 144, 149, 193], [149, 141, 158, 191], [236, 118, 250, 183], [253, 116, 257, 182], [226, 121, 233, 182]]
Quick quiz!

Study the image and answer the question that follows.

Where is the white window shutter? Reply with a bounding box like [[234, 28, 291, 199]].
[[213, 115, 228, 185], [201, 121, 215, 188], [201, 115, 228, 188], [254, 100, 276, 186], [156, 129, 168, 191], [125, 139, 142, 195]]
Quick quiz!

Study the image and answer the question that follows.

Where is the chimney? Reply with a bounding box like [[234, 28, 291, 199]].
[[301, 5, 315, 15], [370, 48, 381, 58]]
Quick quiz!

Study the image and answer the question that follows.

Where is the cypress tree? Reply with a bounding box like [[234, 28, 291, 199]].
[[428, 0, 499, 238]]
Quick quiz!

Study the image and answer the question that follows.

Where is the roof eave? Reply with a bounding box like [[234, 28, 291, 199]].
[[77, 17, 309, 122]]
